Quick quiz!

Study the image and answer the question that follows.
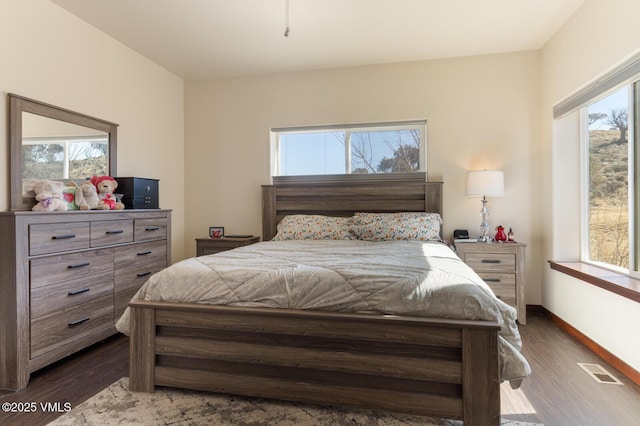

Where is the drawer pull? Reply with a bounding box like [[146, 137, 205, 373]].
[[68, 317, 90, 327], [137, 271, 152, 277], [106, 230, 124, 235], [484, 278, 501, 283], [68, 288, 91, 296], [145, 226, 160, 231], [68, 262, 90, 269], [52, 234, 76, 240], [482, 259, 501, 264], [137, 251, 152, 256]]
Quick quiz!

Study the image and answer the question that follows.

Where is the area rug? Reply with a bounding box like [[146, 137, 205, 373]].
[[48, 377, 541, 426]]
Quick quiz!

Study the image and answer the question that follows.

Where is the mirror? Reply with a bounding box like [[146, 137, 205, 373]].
[[10, 94, 118, 210]]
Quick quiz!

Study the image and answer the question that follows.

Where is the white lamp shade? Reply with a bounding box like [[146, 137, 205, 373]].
[[466, 170, 504, 197]]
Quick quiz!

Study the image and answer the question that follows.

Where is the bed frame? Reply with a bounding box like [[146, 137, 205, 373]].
[[128, 177, 501, 426]]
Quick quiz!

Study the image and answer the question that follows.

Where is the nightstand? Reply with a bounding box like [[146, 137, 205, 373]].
[[454, 241, 527, 324], [196, 236, 260, 256]]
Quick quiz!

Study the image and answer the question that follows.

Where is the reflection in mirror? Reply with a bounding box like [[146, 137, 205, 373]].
[[22, 112, 109, 181]]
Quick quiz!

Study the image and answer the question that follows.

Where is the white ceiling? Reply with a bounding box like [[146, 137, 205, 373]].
[[51, 0, 583, 80]]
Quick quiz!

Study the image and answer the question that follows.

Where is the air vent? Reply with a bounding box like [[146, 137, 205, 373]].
[[578, 363, 623, 385]]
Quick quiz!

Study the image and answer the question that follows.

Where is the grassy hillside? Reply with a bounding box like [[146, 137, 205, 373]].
[[588, 129, 628, 268]]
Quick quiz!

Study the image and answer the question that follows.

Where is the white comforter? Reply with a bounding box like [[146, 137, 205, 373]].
[[116, 240, 531, 384]]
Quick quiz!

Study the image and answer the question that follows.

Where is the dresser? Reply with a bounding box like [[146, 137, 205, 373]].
[[0, 209, 171, 391], [195, 236, 260, 256], [454, 242, 526, 324]]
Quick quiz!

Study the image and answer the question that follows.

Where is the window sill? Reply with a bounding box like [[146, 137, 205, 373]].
[[549, 261, 640, 303]]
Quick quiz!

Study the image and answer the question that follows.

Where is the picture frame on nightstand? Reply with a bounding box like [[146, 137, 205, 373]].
[[209, 226, 224, 238]]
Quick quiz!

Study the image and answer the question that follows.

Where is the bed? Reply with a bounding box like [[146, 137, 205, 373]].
[[120, 178, 530, 426]]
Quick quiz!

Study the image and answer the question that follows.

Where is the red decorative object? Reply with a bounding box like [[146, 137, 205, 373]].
[[495, 225, 507, 242]]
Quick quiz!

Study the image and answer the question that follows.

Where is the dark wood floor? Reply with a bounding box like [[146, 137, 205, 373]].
[[0, 334, 129, 426], [1, 308, 639, 426]]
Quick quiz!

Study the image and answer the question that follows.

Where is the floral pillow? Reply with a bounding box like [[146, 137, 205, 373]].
[[272, 215, 354, 240], [350, 212, 442, 242]]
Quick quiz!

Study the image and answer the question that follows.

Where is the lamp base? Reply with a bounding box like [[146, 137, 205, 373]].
[[478, 195, 492, 242]]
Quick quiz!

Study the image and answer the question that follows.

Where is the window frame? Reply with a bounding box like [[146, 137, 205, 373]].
[[552, 52, 640, 300], [270, 120, 427, 178], [579, 80, 638, 277]]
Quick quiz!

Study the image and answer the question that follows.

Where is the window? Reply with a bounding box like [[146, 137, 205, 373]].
[[581, 82, 636, 273], [271, 121, 426, 177], [22, 136, 109, 180]]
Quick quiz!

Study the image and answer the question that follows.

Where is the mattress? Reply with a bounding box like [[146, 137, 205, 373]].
[[116, 239, 531, 384]]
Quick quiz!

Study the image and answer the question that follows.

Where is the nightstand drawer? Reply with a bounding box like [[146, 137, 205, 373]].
[[465, 252, 515, 272], [478, 273, 516, 306]]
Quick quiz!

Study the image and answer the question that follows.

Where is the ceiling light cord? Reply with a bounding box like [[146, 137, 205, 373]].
[[284, 0, 290, 37]]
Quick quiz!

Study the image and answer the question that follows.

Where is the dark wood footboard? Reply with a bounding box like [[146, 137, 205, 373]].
[[128, 300, 500, 426]]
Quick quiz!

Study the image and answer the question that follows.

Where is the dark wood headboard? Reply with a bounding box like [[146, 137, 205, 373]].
[[262, 179, 443, 241]]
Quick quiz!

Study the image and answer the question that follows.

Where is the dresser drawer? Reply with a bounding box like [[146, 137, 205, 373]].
[[31, 249, 115, 288], [29, 222, 90, 256], [464, 252, 516, 272], [30, 295, 114, 359], [31, 277, 114, 319], [115, 240, 167, 268], [114, 240, 167, 292], [114, 258, 166, 292], [478, 273, 516, 306], [91, 220, 134, 247], [134, 218, 168, 241]]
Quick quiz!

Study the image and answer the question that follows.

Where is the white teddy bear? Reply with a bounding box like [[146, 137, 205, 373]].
[[24, 179, 69, 211]]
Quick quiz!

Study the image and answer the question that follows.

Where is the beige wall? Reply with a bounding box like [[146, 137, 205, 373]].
[[185, 51, 542, 302], [541, 0, 640, 372], [0, 0, 185, 261]]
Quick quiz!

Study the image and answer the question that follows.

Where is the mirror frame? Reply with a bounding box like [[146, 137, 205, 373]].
[[9, 93, 118, 211]]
